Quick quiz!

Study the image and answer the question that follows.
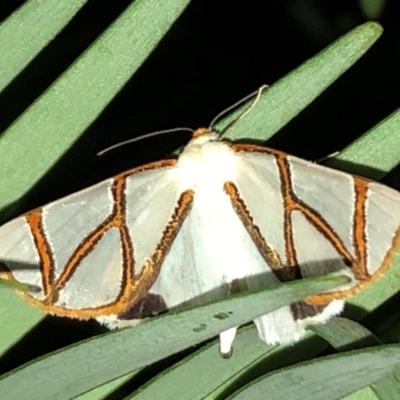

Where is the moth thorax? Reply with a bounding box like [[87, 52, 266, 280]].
[[176, 137, 237, 191]]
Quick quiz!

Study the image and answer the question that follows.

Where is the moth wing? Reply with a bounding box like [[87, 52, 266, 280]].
[[0, 160, 190, 319], [228, 144, 400, 344]]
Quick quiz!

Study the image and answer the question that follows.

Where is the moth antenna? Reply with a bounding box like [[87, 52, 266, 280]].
[[209, 84, 269, 138], [315, 151, 340, 164], [97, 127, 194, 156]]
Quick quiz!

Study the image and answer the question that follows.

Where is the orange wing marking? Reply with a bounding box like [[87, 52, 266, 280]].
[[351, 178, 368, 280], [224, 181, 300, 281], [19, 160, 194, 318], [234, 143, 355, 280], [307, 217, 400, 305], [26, 211, 56, 301], [53, 175, 131, 295]]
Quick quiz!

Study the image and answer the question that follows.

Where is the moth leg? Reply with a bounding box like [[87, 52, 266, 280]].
[[219, 326, 237, 358]]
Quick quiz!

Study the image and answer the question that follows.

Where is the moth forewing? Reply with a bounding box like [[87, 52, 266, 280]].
[[0, 159, 184, 319], [230, 143, 400, 324]]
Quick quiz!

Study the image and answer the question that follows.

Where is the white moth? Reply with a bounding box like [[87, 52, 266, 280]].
[[1, 127, 399, 356]]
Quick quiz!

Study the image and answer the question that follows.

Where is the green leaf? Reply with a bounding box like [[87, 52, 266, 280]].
[[0, 277, 37, 292], [219, 22, 383, 141], [0, 0, 89, 92], [228, 344, 400, 400], [358, 0, 387, 20], [370, 376, 400, 400], [126, 328, 329, 400], [343, 388, 379, 400], [325, 107, 400, 180], [307, 320, 400, 400], [309, 318, 380, 351], [74, 371, 138, 400], [0, 274, 346, 400], [127, 326, 275, 400]]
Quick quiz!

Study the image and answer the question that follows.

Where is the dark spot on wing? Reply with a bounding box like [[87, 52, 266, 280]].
[[290, 301, 328, 321], [117, 292, 168, 320]]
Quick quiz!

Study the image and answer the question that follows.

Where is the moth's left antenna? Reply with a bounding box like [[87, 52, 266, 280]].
[[97, 127, 194, 156]]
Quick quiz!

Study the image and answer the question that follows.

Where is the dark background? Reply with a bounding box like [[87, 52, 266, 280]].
[[0, 0, 399, 389]]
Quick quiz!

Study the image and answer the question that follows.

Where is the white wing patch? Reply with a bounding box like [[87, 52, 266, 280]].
[[42, 182, 115, 281], [365, 183, 400, 274], [0, 217, 43, 299], [288, 155, 356, 257], [58, 228, 123, 309], [291, 210, 349, 277]]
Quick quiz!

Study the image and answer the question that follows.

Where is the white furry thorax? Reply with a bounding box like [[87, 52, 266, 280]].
[[174, 132, 238, 192]]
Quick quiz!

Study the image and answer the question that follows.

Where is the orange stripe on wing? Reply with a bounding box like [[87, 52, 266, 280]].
[[275, 153, 300, 272], [224, 181, 298, 281], [352, 178, 369, 280], [25, 210, 56, 302], [306, 221, 400, 305]]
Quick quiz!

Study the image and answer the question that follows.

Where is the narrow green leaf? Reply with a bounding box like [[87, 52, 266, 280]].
[[358, 0, 387, 20], [0, 277, 37, 292], [229, 345, 400, 400], [311, 319, 400, 399], [0, 292, 43, 353], [128, 326, 273, 400], [0, 0, 88, 92], [308, 320, 400, 399], [371, 375, 400, 400], [127, 328, 329, 400], [0, 274, 346, 400], [343, 388, 379, 400], [325, 108, 400, 179], [220, 22, 383, 141], [309, 317, 380, 351], [346, 244, 400, 321], [313, 318, 400, 399], [75, 371, 138, 400]]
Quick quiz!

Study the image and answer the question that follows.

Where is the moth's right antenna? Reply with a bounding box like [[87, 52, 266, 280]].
[[209, 85, 268, 138]]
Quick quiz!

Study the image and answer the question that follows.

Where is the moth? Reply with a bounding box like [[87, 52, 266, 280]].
[[1, 127, 399, 356]]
